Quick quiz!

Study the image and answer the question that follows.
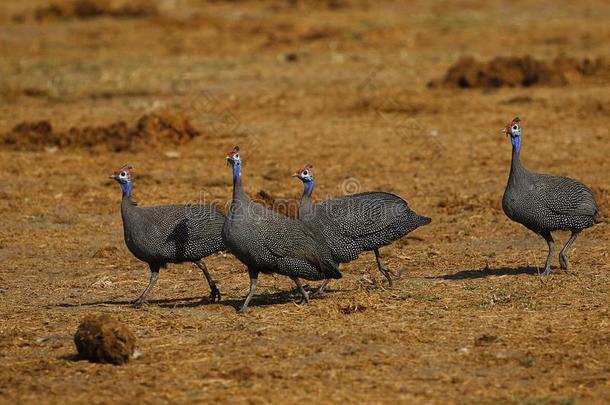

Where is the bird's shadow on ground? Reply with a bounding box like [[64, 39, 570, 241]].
[[55, 287, 318, 311], [60, 354, 82, 362], [429, 266, 543, 280]]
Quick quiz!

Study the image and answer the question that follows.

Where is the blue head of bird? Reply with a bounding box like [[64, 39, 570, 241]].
[[226, 145, 241, 179], [504, 116, 522, 151], [292, 164, 314, 195], [110, 165, 133, 196]]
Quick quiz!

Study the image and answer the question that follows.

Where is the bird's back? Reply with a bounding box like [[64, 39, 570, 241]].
[[223, 198, 340, 280], [503, 168, 598, 233], [303, 192, 431, 263]]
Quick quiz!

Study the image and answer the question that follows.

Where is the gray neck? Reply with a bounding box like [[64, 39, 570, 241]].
[[299, 184, 314, 219], [232, 175, 248, 202], [229, 170, 250, 219], [120, 193, 138, 230], [508, 142, 528, 185]]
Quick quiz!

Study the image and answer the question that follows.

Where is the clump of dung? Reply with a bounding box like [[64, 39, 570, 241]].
[[74, 314, 136, 365]]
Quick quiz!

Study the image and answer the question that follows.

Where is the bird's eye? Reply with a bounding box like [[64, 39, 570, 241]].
[[234, 153, 239, 159], [120, 171, 126, 177], [512, 125, 518, 131], [303, 170, 308, 176]]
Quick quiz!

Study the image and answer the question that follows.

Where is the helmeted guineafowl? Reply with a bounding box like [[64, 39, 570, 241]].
[[221, 147, 341, 313], [111, 165, 226, 307], [502, 117, 599, 275], [293, 164, 431, 293]]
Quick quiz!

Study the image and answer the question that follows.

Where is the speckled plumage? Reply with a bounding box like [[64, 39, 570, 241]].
[[222, 147, 340, 312], [503, 170, 598, 233], [295, 166, 431, 288], [502, 117, 599, 274], [112, 166, 225, 306], [121, 200, 225, 264]]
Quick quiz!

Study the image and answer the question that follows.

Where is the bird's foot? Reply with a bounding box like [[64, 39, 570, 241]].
[[310, 288, 325, 298], [541, 266, 552, 276], [238, 305, 248, 314], [310, 280, 329, 298], [379, 265, 398, 287], [559, 255, 569, 271], [386, 277, 394, 288], [208, 285, 221, 303], [132, 299, 148, 308], [297, 291, 310, 305], [381, 273, 394, 287]]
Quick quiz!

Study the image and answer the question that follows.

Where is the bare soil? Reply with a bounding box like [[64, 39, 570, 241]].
[[0, 0, 609, 403]]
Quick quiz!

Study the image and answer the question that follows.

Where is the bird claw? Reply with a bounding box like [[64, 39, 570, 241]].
[[380, 266, 400, 286], [209, 286, 221, 303], [387, 268, 399, 278], [310, 289, 325, 298], [297, 292, 310, 305], [132, 299, 148, 308]]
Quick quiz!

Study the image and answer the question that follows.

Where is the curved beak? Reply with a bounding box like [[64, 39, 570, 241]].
[[291, 172, 298, 177], [109, 174, 117, 180]]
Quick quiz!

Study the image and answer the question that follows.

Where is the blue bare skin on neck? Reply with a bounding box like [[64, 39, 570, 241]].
[[511, 134, 521, 153], [233, 161, 241, 180], [303, 178, 314, 196], [121, 180, 132, 197]]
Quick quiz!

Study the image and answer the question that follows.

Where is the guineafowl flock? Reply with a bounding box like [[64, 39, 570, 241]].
[[110, 117, 600, 312]]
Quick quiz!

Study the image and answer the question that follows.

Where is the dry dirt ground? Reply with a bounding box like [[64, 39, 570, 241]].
[[1, 0, 609, 403]]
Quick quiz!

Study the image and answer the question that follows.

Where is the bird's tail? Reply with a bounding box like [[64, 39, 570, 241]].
[[321, 256, 342, 279], [593, 209, 603, 224], [416, 214, 432, 227]]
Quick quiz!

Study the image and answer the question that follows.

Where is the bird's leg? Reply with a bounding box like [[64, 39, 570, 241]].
[[239, 268, 259, 314], [559, 231, 580, 271], [133, 265, 160, 308], [195, 260, 221, 303], [311, 279, 330, 297], [374, 248, 395, 286], [541, 232, 554, 276], [291, 277, 310, 305]]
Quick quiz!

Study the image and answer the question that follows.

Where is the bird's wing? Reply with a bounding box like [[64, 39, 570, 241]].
[[138, 204, 224, 242], [316, 192, 411, 238], [532, 174, 598, 217], [250, 203, 340, 278], [183, 204, 225, 231]]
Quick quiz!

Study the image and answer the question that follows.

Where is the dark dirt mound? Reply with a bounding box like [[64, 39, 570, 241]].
[[35, 0, 157, 21], [74, 314, 136, 365], [429, 55, 610, 88], [256, 190, 299, 219], [2, 112, 201, 152]]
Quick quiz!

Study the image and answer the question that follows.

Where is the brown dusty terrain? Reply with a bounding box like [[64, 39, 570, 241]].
[[0, 0, 609, 403]]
